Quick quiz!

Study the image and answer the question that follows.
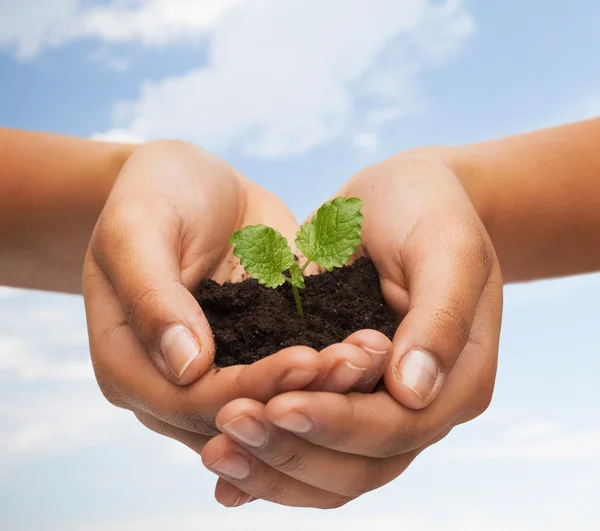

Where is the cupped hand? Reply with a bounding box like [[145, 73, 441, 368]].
[[202, 154, 503, 507], [83, 139, 341, 438]]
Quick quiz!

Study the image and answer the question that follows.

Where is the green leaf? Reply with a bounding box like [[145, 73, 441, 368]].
[[296, 197, 364, 271], [289, 262, 305, 289], [230, 225, 296, 288]]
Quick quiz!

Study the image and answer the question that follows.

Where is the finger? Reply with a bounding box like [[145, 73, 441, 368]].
[[236, 338, 384, 400], [266, 290, 499, 460], [214, 479, 254, 508], [341, 330, 391, 393], [90, 204, 214, 385], [215, 399, 411, 498], [436, 266, 503, 425], [89, 143, 241, 384], [350, 160, 494, 408], [211, 422, 450, 508], [202, 434, 352, 508], [386, 225, 493, 408], [266, 390, 431, 458], [305, 343, 371, 393], [84, 263, 310, 435], [235, 346, 328, 402], [264, 262, 501, 461]]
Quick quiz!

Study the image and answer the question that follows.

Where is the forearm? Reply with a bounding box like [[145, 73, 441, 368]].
[[407, 119, 600, 283], [0, 129, 135, 293]]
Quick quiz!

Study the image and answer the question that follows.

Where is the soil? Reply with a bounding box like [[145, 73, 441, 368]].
[[195, 257, 399, 368]]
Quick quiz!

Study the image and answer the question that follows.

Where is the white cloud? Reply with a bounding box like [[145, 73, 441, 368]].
[[1, 0, 474, 157], [354, 132, 380, 152], [95, 0, 474, 157], [66, 0, 243, 48], [0, 0, 78, 59], [90, 128, 145, 144], [0, 0, 241, 59]]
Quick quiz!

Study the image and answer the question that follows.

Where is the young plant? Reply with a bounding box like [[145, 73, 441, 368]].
[[229, 196, 364, 317]]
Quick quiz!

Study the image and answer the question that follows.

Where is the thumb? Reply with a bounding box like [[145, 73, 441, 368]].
[[90, 201, 215, 386], [383, 224, 494, 409]]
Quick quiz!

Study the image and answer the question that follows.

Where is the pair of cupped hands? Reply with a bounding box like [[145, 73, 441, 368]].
[[82, 140, 502, 509]]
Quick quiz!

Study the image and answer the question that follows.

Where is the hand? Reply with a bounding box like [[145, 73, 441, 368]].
[[83, 139, 335, 437], [201, 154, 503, 507], [83, 139, 396, 475]]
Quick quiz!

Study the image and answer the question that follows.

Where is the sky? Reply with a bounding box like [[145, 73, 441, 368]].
[[1, 0, 600, 529]]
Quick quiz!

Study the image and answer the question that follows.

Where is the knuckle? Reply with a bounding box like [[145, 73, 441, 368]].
[[136, 384, 218, 437], [175, 386, 219, 435], [375, 414, 425, 458], [309, 397, 356, 450], [92, 200, 169, 273], [331, 399, 362, 448], [136, 412, 171, 437], [91, 204, 132, 265], [459, 340, 498, 422], [376, 424, 408, 458], [470, 235, 492, 278], [96, 374, 128, 409], [321, 424, 348, 449], [321, 494, 353, 510], [432, 300, 471, 354], [125, 285, 163, 336], [252, 480, 289, 503], [345, 460, 382, 497], [450, 222, 492, 278], [90, 323, 131, 410], [269, 450, 308, 476], [468, 380, 495, 420], [183, 413, 219, 436]]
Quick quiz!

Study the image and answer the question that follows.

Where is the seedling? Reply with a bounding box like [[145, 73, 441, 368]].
[[229, 196, 364, 317]]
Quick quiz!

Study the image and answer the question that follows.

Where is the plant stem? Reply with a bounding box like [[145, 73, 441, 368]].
[[291, 283, 304, 317], [299, 258, 312, 274]]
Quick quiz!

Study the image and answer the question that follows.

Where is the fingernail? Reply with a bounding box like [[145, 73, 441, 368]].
[[233, 493, 253, 507], [218, 489, 252, 508], [398, 349, 439, 401], [362, 346, 389, 358], [210, 451, 250, 480], [223, 416, 268, 448], [160, 325, 201, 378], [362, 346, 389, 372], [272, 412, 313, 434], [324, 361, 367, 392]]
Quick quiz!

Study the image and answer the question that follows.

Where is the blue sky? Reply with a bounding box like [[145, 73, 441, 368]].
[[1, 1, 600, 529]]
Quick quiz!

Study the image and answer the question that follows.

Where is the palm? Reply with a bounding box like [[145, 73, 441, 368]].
[[201, 181, 301, 287]]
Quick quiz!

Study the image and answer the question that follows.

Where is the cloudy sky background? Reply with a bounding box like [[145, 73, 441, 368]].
[[1, 0, 600, 529]]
